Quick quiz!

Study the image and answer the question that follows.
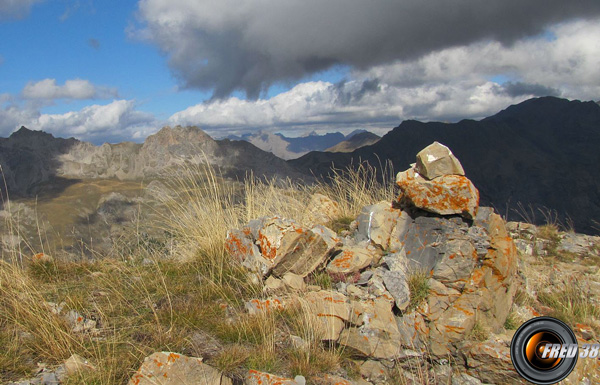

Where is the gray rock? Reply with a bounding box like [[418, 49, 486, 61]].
[[399, 215, 468, 272], [460, 336, 527, 384], [432, 239, 476, 288], [415, 141, 465, 180], [559, 232, 600, 255], [360, 360, 389, 383], [39, 371, 59, 385], [381, 269, 410, 311]]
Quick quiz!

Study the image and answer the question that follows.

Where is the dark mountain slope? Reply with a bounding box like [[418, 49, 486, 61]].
[[326, 131, 380, 153], [290, 97, 600, 234]]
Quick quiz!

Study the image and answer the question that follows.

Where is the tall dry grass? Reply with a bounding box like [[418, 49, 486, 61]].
[[0, 160, 398, 383], [316, 160, 396, 218]]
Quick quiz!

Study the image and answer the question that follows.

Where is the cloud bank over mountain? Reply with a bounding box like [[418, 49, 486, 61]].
[[169, 17, 600, 136], [0, 1, 599, 143]]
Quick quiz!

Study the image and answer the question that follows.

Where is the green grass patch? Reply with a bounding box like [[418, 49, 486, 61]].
[[407, 270, 430, 312]]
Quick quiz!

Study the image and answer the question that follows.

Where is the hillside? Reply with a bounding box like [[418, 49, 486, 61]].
[[0, 125, 304, 198], [290, 97, 600, 235]]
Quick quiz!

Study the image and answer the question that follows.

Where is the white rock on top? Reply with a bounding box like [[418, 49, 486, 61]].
[[415, 141, 465, 180]]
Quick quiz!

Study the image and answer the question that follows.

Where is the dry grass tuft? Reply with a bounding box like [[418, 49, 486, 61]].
[[407, 270, 430, 312], [316, 160, 396, 219]]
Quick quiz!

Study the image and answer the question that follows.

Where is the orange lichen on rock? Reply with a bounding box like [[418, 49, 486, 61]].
[[258, 233, 277, 260], [396, 168, 479, 219], [246, 298, 284, 314], [326, 247, 373, 274], [32, 252, 52, 263], [225, 232, 251, 261], [246, 369, 298, 385]]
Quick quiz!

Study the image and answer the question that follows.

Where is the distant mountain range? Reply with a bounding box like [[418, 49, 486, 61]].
[[289, 96, 600, 234], [227, 129, 378, 159], [0, 125, 303, 198], [2, 96, 599, 234]]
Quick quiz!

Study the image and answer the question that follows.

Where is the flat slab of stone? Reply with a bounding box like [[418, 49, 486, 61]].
[[326, 247, 374, 275], [304, 290, 350, 340], [128, 352, 232, 385]]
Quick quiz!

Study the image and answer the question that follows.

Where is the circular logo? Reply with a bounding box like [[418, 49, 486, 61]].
[[511, 317, 578, 384]]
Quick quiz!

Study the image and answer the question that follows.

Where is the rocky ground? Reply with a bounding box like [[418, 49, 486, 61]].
[[4, 142, 600, 385]]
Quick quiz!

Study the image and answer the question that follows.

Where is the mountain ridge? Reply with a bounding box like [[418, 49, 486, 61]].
[[325, 131, 380, 153], [227, 129, 373, 159], [0, 125, 303, 197], [289, 96, 600, 234]]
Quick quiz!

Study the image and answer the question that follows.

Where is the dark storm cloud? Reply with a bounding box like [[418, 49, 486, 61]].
[[334, 78, 381, 105], [502, 82, 562, 97], [137, 0, 600, 99]]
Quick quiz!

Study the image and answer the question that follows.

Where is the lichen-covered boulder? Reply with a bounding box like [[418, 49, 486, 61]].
[[225, 216, 332, 278], [391, 208, 517, 356], [396, 167, 479, 219], [326, 246, 374, 275], [305, 290, 351, 340]]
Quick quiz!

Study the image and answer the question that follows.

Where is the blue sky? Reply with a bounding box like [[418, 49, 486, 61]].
[[1, 0, 599, 144], [1, 0, 209, 118]]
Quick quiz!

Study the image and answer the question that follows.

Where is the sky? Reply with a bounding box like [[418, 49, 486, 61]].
[[1, 0, 600, 144]]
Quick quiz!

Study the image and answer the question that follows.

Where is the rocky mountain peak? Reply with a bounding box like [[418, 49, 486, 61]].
[[144, 125, 215, 147], [7, 126, 64, 146]]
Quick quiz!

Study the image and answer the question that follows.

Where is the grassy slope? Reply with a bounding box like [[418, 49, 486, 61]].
[[1, 163, 599, 384]]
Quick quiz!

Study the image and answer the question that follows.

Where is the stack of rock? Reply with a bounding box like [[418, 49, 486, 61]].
[[130, 142, 522, 384]]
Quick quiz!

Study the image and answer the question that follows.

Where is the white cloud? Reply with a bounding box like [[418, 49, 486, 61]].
[[0, 99, 157, 144], [22, 78, 118, 101], [0, 104, 40, 136], [359, 19, 600, 100], [1, 17, 598, 145], [169, 79, 529, 138], [0, 0, 43, 20]]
